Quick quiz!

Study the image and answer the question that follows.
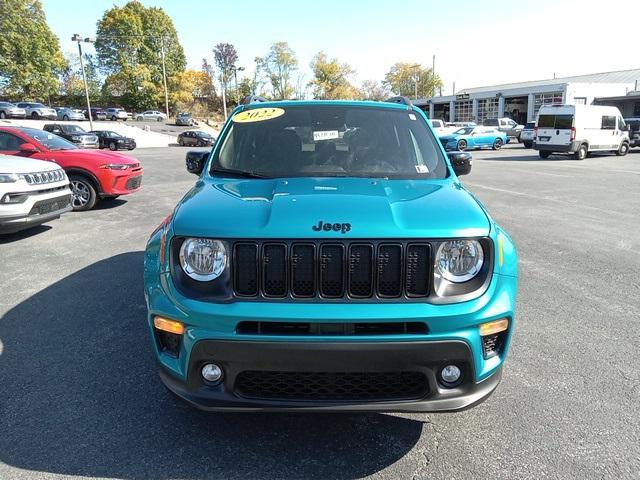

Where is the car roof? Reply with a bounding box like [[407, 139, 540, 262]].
[[235, 99, 414, 113]]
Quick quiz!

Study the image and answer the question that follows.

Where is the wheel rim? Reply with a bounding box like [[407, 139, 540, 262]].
[[495, 140, 502, 149], [1, 112, 6, 118], [109, 142, 116, 150], [71, 180, 91, 207], [458, 141, 467, 151], [622, 144, 628, 154]]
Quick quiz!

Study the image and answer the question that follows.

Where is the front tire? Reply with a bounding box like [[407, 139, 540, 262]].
[[69, 174, 98, 211], [31, 112, 40, 119], [108, 141, 117, 151], [616, 142, 629, 156], [457, 139, 467, 151], [523, 141, 533, 148], [574, 144, 588, 160], [0, 111, 6, 119], [492, 138, 503, 150], [539, 151, 551, 159], [63, 115, 69, 121], [111, 116, 117, 121]]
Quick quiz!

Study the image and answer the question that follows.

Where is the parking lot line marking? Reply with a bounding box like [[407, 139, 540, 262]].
[[464, 183, 637, 219]]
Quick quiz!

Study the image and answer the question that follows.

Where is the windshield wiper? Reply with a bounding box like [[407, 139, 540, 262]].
[[210, 167, 271, 179]]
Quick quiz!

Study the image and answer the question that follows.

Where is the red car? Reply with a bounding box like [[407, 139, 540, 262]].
[[0, 126, 143, 210]]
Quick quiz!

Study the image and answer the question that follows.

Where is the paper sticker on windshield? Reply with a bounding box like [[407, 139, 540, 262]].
[[313, 130, 339, 141], [232, 107, 285, 123], [409, 113, 417, 121], [415, 165, 429, 173]]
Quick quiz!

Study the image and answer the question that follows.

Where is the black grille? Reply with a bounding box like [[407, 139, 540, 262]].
[[405, 244, 430, 296], [231, 241, 432, 300], [236, 321, 428, 336], [377, 245, 402, 297], [235, 370, 428, 401], [28, 195, 71, 215], [482, 331, 507, 359], [262, 244, 287, 296], [320, 244, 344, 297], [234, 243, 258, 296], [291, 244, 315, 297], [125, 176, 142, 190], [348, 245, 373, 297]]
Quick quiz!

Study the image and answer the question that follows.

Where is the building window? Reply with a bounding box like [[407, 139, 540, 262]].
[[533, 92, 564, 117], [477, 98, 499, 124], [574, 97, 587, 105], [454, 100, 473, 122], [634, 102, 640, 117]]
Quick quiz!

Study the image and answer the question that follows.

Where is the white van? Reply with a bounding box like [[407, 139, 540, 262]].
[[534, 105, 630, 160]]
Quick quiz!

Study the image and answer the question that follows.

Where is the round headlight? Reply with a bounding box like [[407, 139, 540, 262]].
[[179, 238, 227, 281], [435, 240, 484, 283]]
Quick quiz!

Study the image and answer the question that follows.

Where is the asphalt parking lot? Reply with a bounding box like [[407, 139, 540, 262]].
[[1, 144, 639, 479]]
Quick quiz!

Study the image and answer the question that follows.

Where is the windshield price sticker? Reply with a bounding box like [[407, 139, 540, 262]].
[[313, 130, 340, 141], [232, 107, 285, 123]]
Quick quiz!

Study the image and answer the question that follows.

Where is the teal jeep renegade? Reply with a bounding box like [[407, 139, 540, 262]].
[[144, 97, 518, 412]]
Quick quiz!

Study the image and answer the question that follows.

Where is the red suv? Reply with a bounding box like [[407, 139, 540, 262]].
[[0, 126, 143, 210]]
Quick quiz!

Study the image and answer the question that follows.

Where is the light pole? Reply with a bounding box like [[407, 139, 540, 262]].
[[409, 63, 420, 100], [232, 66, 245, 106], [160, 37, 170, 120], [72, 34, 95, 130]]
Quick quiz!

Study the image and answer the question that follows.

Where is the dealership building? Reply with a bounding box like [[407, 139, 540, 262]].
[[414, 68, 640, 125]]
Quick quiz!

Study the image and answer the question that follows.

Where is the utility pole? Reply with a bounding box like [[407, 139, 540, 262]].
[[72, 34, 94, 130], [432, 54, 436, 98], [221, 72, 227, 120], [160, 38, 170, 120]]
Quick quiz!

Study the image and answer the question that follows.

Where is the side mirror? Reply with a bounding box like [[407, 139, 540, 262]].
[[19, 143, 39, 153], [186, 150, 208, 175], [448, 151, 472, 176]]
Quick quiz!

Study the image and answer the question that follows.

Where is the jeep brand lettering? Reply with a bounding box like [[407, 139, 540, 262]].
[[312, 221, 351, 234]]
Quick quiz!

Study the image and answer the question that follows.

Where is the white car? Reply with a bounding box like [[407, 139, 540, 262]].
[[15, 102, 57, 120], [136, 110, 167, 122], [105, 108, 129, 121], [535, 104, 630, 160], [430, 119, 456, 136], [0, 154, 72, 234]]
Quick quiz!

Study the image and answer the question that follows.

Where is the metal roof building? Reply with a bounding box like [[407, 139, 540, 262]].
[[414, 69, 640, 124]]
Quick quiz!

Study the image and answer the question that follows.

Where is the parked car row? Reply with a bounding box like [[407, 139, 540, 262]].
[[0, 125, 143, 230]]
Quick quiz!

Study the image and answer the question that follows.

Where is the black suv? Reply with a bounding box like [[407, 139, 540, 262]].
[[43, 124, 99, 148], [90, 130, 136, 151]]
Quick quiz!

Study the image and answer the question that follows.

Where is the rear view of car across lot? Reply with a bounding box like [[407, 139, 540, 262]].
[[0, 126, 143, 210], [105, 108, 129, 121], [519, 122, 536, 148], [0, 154, 71, 234], [55, 107, 85, 121]]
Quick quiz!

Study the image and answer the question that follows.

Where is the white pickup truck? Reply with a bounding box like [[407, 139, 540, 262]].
[[0, 155, 72, 234]]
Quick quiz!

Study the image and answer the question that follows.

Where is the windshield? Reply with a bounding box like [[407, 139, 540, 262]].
[[211, 105, 448, 179], [22, 128, 77, 150], [454, 127, 474, 135], [31, 103, 46, 108], [64, 125, 86, 134]]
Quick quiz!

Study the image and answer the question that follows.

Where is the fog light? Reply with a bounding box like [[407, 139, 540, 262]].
[[201, 363, 223, 383], [440, 364, 461, 386]]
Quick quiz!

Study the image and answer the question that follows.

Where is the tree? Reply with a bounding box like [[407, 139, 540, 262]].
[[308, 52, 359, 100], [213, 42, 238, 89], [95, 1, 186, 110], [360, 80, 390, 101], [256, 42, 298, 99], [383, 63, 443, 99], [0, 0, 67, 100], [60, 52, 101, 106]]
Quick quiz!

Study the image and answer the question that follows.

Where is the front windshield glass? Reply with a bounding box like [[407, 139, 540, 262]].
[[31, 103, 46, 108], [212, 105, 448, 179], [22, 128, 77, 150], [64, 125, 85, 133], [454, 127, 474, 135]]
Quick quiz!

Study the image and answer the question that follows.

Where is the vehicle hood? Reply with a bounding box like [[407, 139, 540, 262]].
[[439, 134, 463, 141], [173, 177, 490, 239], [0, 155, 61, 173], [46, 149, 139, 165]]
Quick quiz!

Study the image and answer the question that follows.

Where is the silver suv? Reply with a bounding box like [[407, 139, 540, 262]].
[[482, 117, 524, 142], [15, 102, 57, 120]]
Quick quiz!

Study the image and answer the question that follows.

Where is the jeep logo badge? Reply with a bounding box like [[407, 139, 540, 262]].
[[312, 221, 351, 234]]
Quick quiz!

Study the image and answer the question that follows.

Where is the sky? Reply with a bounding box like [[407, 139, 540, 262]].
[[42, 0, 640, 95]]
